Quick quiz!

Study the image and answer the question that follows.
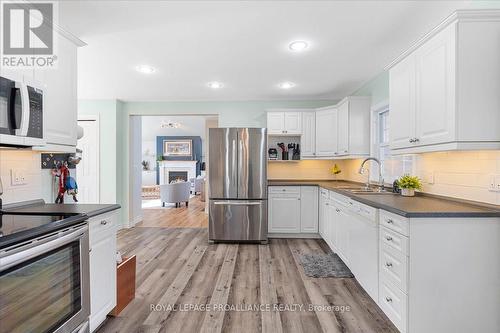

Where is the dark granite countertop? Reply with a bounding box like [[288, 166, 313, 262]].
[[3, 201, 121, 218], [268, 179, 500, 218]]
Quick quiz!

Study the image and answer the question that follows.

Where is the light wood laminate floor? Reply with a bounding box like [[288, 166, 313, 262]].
[[139, 195, 208, 228], [98, 227, 397, 333]]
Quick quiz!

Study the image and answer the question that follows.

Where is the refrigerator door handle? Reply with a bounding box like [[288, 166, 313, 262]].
[[213, 201, 262, 206]]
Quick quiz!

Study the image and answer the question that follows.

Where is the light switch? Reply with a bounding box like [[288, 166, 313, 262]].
[[10, 169, 27, 186]]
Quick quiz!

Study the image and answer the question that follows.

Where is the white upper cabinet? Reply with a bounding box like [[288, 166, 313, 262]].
[[315, 97, 370, 158], [301, 111, 316, 157], [415, 24, 456, 147], [390, 55, 416, 149], [389, 11, 500, 153], [267, 112, 285, 134], [266, 110, 302, 135], [35, 35, 79, 147], [315, 107, 338, 157], [337, 99, 349, 155]]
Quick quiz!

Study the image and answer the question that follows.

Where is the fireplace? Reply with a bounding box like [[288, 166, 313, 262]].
[[169, 171, 188, 183]]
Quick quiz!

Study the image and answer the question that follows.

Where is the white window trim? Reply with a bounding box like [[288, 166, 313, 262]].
[[369, 100, 416, 184]]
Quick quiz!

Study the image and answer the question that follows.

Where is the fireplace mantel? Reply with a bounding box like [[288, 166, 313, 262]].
[[158, 160, 197, 185]]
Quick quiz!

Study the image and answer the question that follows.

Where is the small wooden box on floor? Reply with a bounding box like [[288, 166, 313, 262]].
[[109, 255, 136, 316]]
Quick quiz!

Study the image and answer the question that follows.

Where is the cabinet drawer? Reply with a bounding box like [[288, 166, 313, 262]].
[[269, 186, 301, 194], [380, 226, 409, 256], [380, 242, 408, 293], [329, 191, 350, 205], [379, 210, 409, 236], [89, 212, 117, 242], [379, 278, 408, 333]]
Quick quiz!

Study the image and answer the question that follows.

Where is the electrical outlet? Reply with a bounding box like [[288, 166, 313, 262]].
[[488, 174, 500, 192], [423, 171, 434, 184], [10, 169, 27, 186]]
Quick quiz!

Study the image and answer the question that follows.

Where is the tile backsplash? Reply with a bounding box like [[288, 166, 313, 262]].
[[342, 151, 500, 205], [0, 150, 57, 205]]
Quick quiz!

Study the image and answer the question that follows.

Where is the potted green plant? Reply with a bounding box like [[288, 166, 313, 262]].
[[396, 174, 422, 197]]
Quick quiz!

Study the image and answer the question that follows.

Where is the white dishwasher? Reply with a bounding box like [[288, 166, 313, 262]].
[[346, 198, 379, 302]]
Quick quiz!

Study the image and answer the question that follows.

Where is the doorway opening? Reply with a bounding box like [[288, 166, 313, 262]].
[[129, 115, 218, 229]]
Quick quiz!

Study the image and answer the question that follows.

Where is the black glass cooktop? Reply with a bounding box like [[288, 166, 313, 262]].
[[0, 212, 87, 249], [0, 214, 71, 237]]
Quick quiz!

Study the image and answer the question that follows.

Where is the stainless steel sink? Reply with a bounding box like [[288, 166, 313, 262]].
[[336, 186, 394, 194]]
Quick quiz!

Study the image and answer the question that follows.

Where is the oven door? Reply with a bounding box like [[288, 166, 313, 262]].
[[0, 224, 90, 333]]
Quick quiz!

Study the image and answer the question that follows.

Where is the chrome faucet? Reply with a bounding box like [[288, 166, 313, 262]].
[[358, 157, 384, 191]]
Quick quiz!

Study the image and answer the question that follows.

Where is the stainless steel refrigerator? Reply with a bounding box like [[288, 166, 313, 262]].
[[208, 128, 267, 242]]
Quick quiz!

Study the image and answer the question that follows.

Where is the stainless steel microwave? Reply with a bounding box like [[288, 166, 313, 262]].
[[0, 75, 45, 146]]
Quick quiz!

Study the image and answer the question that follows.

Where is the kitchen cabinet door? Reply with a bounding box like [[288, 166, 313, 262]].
[[336, 206, 351, 266], [301, 111, 316, 157], [327, 201, 339, 252], [284, 112, 302, 134], [300, 186, 318, 233], [315, 108, 338, 157], [268, 194, 301, 233], [337, 100, 349, 155], [415, 24, 456, 147], [35, 35, 78, 147], [390, 55, 416, 150], [267, 112, 285, 135]]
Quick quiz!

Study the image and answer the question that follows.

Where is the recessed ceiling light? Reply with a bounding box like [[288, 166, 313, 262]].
[[136, 65, 156, 74], [289, 40, 309, 52], [278, 81, 296, 89], [207, 81, 223, 89]]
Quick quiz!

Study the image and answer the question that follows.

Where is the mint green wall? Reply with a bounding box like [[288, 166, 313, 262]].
[[80, 99, 336, 227], [353, 71, 389, 107]]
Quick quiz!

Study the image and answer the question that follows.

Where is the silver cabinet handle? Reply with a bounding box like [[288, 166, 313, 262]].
[[385, 262, 393, 267], [344, 150, 348, 153], [414, 138, 420, 142], [282, 189, 286, 191], [101, 220, 108, 225], [325, 203, 329, 206], [386, 236, 393, 241], [386, 219, 393, 224], [409, 138, 414, 143], [297, 198, 301, 201], [336, 209, 340, 212], [385, 297, 392, 303]]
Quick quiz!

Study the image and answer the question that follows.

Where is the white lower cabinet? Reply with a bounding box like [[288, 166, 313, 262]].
[[268, 186, 319, 235], [89, 211, 118, 332]]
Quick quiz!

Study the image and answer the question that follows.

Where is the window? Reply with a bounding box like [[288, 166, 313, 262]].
[[372, 106, 414, 184]]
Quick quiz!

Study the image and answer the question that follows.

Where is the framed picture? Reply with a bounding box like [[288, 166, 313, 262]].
[[163, 140, 192, 157]]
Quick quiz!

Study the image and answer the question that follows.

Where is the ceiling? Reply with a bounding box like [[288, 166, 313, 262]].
[[59, 1, 484, 101], [141, 115, 210, 142]]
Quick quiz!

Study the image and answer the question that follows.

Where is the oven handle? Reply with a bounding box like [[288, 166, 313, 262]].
[[0, 225, 88, 271]]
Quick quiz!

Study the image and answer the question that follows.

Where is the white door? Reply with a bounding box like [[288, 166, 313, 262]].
[[315, 108, 338, 157], [284, 112, 302, 134], [337, 101, 349, 155], [268, 194, 301, 233], [301, 111, 316, 157], [390, 55, 416, 150], [415, 24, 456, 147], [267, 112, 285, 134], [300, 186, 318, 233], [76, 120, 99, 203]]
